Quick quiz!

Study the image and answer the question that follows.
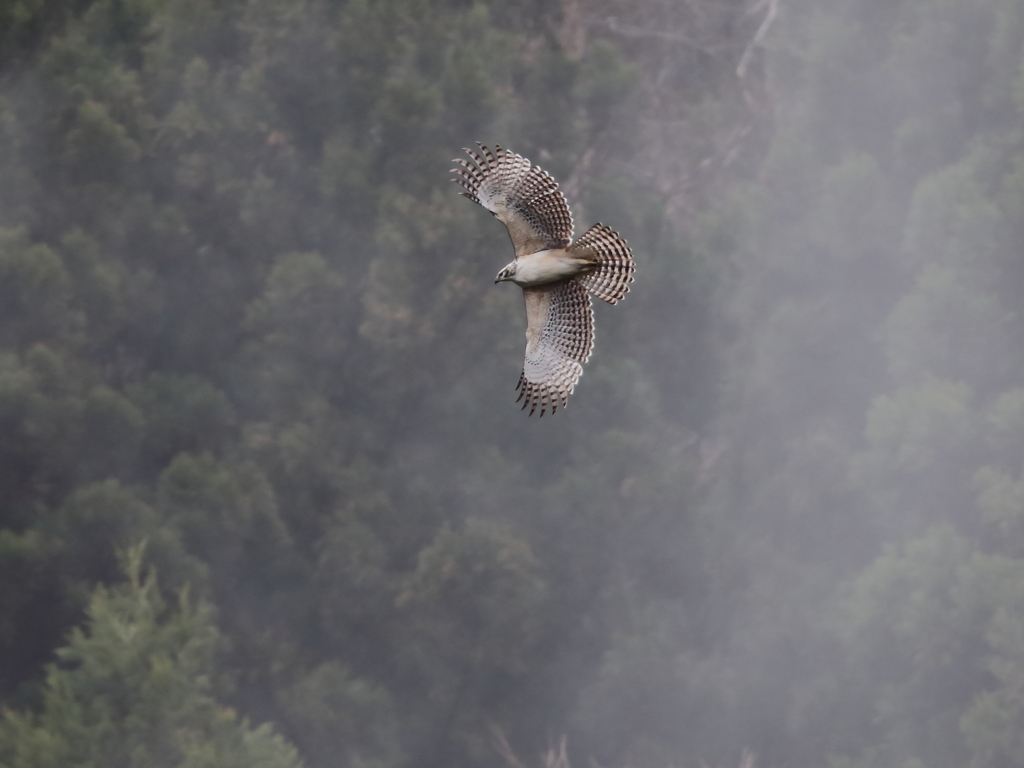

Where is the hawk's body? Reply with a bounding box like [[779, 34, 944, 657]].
[[452, 143, 635, 416], [507, 249, 595, 287]]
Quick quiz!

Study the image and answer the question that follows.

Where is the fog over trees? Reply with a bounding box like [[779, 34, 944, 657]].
[[2, 1, 1024, 767]]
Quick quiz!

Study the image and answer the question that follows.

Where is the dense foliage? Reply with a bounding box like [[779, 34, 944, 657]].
[[3, 0, 1024, 767]]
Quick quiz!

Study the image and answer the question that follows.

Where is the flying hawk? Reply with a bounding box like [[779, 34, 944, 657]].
[[452, 143, 635, 416]]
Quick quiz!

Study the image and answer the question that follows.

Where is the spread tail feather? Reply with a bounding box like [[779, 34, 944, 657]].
[[570, 223, 635, 304]]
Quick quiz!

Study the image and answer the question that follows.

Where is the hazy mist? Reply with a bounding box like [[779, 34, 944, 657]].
[[1, 1, 1023, 767]]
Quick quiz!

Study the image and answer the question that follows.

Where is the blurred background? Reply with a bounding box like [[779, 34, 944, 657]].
[[2, 0, 1024, 766]]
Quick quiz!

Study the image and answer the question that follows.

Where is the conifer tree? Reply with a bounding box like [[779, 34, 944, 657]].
[[0, 544, 302, 768]]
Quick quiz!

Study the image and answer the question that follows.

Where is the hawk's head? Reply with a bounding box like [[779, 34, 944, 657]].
[[495, 262, 517, 284]]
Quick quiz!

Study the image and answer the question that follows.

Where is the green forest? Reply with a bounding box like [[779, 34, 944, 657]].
[[2, 0, 1024, 766]]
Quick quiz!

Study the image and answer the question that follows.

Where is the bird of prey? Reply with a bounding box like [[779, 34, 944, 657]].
[[452, 143, 635, 416]]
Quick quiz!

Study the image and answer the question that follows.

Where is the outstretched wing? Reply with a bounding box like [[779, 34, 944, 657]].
[[452, 143, 574, 257], [517, 279, 594, 416]]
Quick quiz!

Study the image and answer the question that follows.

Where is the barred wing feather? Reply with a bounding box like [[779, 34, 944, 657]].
[[517, 280, 594, 416], [452, 143, 574, 257]]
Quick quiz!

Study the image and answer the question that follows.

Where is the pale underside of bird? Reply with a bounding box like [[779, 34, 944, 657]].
[[452, 143, 635, 416]]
